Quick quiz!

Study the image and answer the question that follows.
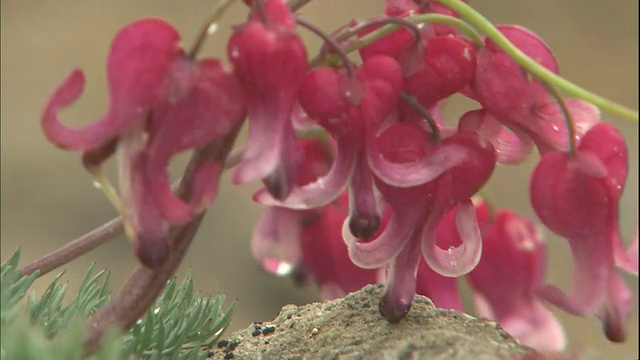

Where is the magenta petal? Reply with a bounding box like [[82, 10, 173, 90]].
[[41, 70, 117, 150], [367, 123, 469, 187], [254, 139, 358, 209], [344, 207, 420, 269], [577, 123, 629, 198], [421, 200, 482, 277], [416, 260, 463, 311]]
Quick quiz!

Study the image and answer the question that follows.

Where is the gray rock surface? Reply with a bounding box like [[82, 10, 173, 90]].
[[209, 285, 544, 360]]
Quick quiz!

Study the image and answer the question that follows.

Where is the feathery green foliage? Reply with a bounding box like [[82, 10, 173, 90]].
[[1, 250, 234, 360]]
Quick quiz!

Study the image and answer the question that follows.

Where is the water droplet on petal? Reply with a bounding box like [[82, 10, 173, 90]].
[[230, 46, 240, 59], [262, 258, 293, 276]]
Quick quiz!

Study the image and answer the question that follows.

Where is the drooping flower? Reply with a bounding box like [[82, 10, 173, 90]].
[[530, 122, 637, 342], [228, 0, 308, 199], [466, 201, 566, 353], [473, 25, 600, 156], [257, 55, 404, 239], [299, 193, 380, 299], [42, 19, 246, 267], [251, 139, 378, 298], [345, 121, 496, 322]]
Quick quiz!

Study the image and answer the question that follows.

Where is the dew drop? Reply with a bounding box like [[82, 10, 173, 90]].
[[92, 181, 102, 189], [262, 258, 293, 276], [207, 23, 219, 35], [230, 46, 240, 59]]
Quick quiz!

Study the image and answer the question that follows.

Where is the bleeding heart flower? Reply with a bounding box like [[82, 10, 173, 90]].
[[530, 123, 637, 342], [42, 19, 245, 267], [473, 25, 600, 155], [228, 0, 308, 200], [257, 55, 404, 240], [467, 201, 566, 353]]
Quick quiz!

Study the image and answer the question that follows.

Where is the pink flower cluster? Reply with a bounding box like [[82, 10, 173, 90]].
[[41, 0, 637, 354]]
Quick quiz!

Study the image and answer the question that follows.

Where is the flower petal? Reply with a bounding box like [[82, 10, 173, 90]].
[[379, 240, 422, 323], [344, 205, 420, 269], [421, 200, 482, 277], [254, 139, 358, 209], [41, 70, 117, 150], [367, 122, 468, 187], [251, 207, 306, 276]]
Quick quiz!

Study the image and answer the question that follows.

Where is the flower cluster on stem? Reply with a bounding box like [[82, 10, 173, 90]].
[[32, 0, 637, 355]]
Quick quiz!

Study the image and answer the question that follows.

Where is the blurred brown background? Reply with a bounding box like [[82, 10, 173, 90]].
[[1, 0, 637, 358]]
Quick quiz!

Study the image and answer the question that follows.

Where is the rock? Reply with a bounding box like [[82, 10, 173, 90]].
[[210, 285, 543, 360]]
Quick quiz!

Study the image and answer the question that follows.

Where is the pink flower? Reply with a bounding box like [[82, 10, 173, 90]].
[[530, 123, 637, 342], [228, 0, 308, 199], [473, 25, 600, 156], [257, 55, 404, 239], [300, 193, 379, 299], [251, 139, 377, 298], [467, 202, 566, 353], [42, 19, 245, 267], [346, 121, 496, 322]]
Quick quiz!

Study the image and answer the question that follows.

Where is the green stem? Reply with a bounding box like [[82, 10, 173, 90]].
[[436, 0, 638, 122], [345, 14, 482, 54]]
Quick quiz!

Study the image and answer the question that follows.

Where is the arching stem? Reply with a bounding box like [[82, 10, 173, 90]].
[[436, 0, 638, 121], [400, 92, 441, 144], [344, 13, 483, 54], [296, 17, 356, 79]]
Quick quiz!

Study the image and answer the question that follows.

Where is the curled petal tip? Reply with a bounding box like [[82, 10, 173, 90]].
[[41, 69, 87, 149], [422, 202, 483, 277]]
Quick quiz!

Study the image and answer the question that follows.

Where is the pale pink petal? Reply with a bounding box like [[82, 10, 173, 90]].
[[343, 206, 421, 269], [367, 122, 469, 187], [250, 207, 306, 276], [503, 302, 566, 354], [254, 139, 358, 209], [421, 200, 482, 277]]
